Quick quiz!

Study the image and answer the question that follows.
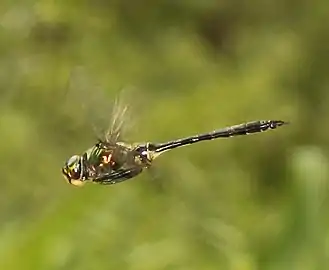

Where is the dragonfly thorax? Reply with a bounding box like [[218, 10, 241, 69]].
[[84, 142, 134, 176]]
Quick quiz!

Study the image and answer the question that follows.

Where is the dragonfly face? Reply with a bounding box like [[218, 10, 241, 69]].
[[62, 155, 85, 186]]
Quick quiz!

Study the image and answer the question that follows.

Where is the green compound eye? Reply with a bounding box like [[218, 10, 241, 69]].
[[62, 155, 82, 185]]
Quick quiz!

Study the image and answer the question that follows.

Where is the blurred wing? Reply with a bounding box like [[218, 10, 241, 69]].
[[105, 88, 131, 144], [64, 66, 135, 143]]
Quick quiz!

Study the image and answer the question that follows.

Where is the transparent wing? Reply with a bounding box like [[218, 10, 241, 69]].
[[105, 88, 134, 144], [64, 66, 135, 144]]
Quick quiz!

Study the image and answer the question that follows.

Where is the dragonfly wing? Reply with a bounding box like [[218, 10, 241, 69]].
[[92, 167, 143, 185], [64, 66, 135, 143], [105, 89, 132, 144]]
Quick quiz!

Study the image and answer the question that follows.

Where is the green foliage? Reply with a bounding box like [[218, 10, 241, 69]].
[[0, 1, 329, 269]]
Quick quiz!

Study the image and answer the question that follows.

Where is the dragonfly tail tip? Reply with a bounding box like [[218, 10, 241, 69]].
[[273, 120, 290, 127]]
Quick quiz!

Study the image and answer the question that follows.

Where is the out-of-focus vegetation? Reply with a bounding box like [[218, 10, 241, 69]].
[[0, 1, 329, 269]]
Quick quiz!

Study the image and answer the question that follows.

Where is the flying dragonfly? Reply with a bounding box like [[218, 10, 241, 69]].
[[62, 93, 287, 186]]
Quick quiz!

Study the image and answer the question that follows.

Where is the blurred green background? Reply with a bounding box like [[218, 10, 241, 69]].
[[1, 1, 329, 269]]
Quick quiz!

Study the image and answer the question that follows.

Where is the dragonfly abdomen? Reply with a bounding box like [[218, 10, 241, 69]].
[[154, 120, 287, 153], [214, 120, 286, 137]]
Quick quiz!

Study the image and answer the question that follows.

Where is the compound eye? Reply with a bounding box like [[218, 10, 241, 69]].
[[67, 155, 80, 167], [69, 166, 81, 180], [63, 155, 82, 182]]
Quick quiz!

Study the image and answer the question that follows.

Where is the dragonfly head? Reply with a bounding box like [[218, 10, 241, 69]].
[[62, 155, 85, 187]]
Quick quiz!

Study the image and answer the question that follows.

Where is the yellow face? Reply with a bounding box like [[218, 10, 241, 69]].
[[62, 155, 85, 186]]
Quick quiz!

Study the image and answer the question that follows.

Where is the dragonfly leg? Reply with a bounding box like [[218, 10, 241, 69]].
[[92, 167, 143, 185]]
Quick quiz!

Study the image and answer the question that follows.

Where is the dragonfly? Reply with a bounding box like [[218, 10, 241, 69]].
[[62, 99, 287, 186]]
